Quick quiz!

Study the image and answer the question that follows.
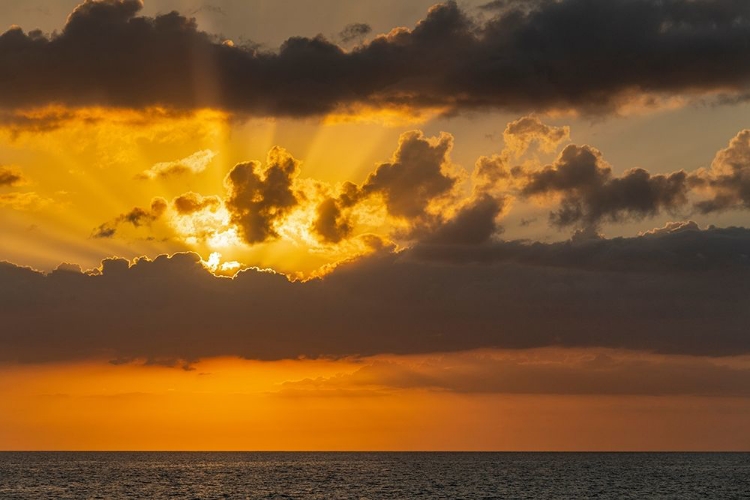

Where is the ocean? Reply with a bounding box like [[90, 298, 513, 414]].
[[0, 452, 747, 499]]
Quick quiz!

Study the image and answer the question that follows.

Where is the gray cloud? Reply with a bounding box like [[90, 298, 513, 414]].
[[2, 226, 750, 364], [3, 0, 750, 117], [422, 194, 505, 245], [521, 145, 691, 228], [338, 23, 371, 44]]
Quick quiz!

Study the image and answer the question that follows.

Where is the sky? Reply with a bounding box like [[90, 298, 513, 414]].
[[1, 0, 750, 451]]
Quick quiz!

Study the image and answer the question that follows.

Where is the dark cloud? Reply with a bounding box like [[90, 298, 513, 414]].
[[313, 196, 354, 244], [521, 145, 691, 228], [479, 0, 542, 13], [3, 0, 750, 116], [311, 182, 359, 244], [224, 147, 301, 244], [92, 197, 167, 238], [0, 166, 27, 187], [423, 194, 505, 245], [409, 223, 750, 273], [338, 23, 371, 44], [360, 131, 457, 222], [2, 226, 750, 364]]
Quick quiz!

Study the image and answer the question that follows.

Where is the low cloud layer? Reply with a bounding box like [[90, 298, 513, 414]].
[[2, 0, 750, 116], [2, 226, 750, 364], [279, 349, 750, 397]]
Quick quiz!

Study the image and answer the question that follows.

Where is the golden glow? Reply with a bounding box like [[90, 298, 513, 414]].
[[323, 103, 449, 127], [0, 106, 432, 275], [1, 349, 749, 451]]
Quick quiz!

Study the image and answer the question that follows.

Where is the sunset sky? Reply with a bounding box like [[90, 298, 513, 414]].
[[1, 0, 750, 451]]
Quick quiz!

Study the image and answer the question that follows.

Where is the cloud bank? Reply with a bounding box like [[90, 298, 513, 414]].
[[2, 0, 750, 117], [2, 226, 750, 364]]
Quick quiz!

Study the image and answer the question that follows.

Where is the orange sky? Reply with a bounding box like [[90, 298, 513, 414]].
[[2, 0, 750, 451], [2, 351, 749, 451]]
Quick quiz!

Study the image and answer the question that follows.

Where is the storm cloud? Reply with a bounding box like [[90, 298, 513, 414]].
[[2, 225, 750, 364], [2, 0, 750, 116]]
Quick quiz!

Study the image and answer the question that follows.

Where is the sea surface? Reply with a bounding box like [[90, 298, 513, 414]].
[[0, 452, 748, 499]]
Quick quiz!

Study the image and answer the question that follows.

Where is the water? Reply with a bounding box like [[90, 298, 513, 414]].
[[0, 452, 747, 499]]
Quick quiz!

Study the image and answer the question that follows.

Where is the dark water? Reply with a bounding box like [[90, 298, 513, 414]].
[[0, 452, 748, 499]]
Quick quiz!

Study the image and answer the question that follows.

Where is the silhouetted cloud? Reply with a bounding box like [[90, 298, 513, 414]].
[[3, 0, 750, 116], [224, 147, 301, 244], [92, 197, 167, 238], [2, 226, 750, 364], [313, 196, 354, 244]]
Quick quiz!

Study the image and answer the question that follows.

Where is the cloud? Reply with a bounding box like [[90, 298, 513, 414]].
[[692, 129, 750, 213], [172, 191, 221, 215], [640, 220, 700, 237], [338, 23, 371, 44], [136, 149, 216, 180], [312, 196, 354, 244], [360, 131, 458, 222], [2, 226, 750, 364], [279, 349, 750, 397], [92, 197, 167, 238], [224, 147, 301, 244], [503, 115, 570, 157], [422, 194, 505, 245], [521, 145, 690, 228], [409, 222, 750, 271], [0, 191, 52, 211], [0, 166, 28, 187], [3, 0, 750, 116]]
